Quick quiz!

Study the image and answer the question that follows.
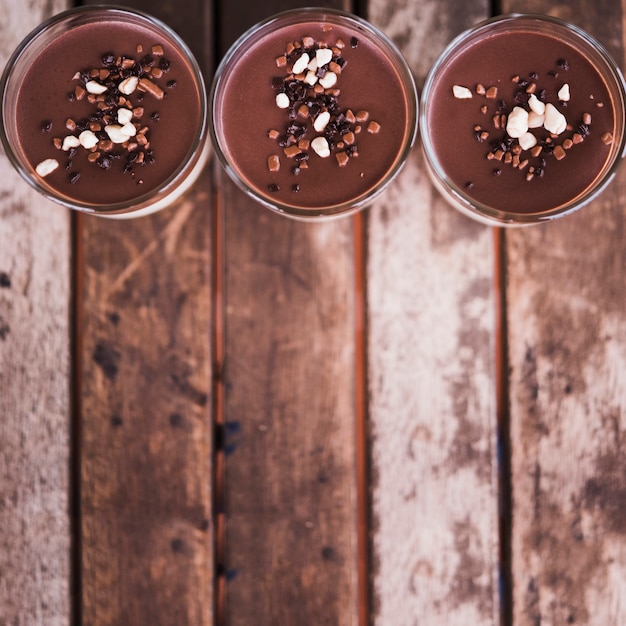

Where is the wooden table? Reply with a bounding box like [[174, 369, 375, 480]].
[[2, 0, 626, 624]]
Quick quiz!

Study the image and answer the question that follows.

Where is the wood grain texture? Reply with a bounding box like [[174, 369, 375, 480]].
[[216, 2, 359, 624], [365, 2, 501, 624], [78, 1, 215, 624], [0, 2, 72, 625], [502, 2, 626, 624]]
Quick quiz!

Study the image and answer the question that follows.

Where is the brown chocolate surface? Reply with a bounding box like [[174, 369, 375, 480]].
[[425, 29, 617, 215], [214, 19, 412, 210], [16, 18, 202, 205]]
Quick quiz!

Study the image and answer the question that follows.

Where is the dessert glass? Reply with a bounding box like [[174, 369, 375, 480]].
[[420, 14, 626, 226], [0, 5, 209, 218], [209, 8, 418, 220]]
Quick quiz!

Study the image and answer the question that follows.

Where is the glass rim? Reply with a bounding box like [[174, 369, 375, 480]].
[[419, 13, 626, 226], [0, 4, 209, 215], [209, 7, 418, 220]]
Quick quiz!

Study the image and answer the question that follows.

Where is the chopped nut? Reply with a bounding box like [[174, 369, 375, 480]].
[[557, 83, 570, 101], [117, 108, 133, 125], [267, 155, 280, 172], [152, 44, 164, 56], [35, 158, 59, 177], [572, 133, 584, 144], [485, 86, 498, 99], [316, 48, 333, 67], [367, 121, 381, 134], [85, 80, 107, 94], [291, 52, 310, 75], [275, 55, 287, 67], [311, 136, 330, 158], [62, 135, 80, 151], [518, 131, 537, 151], [563, 138, 573, 150], [79, 130, 99, 149], [336, 151, 349, 167], [528, 93, 545, 115], [138, 77, 164, 99], [313, 110, 331, 132], [65, 118, 77, 132], [342, 131, 355, 145], [553, 145, 566, 160], [275, 93, 290, 109], [601, 132, 614, 145], [531, 145, 543, 157], [302, 36, 315, 48], [452, 85, 472, 99], [319, 71, 337, 89], [506, 106, 529, 138], [582, 112, 592, 125], [104, 124, 130, 144], [268, 129, 280, 140], [74, 85, 86, 101], [475, 84, 486, 95], [355, 110, 369, 122], [283, 145, 301, 158]]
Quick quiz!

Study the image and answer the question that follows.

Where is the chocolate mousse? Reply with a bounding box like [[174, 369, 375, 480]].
[[211, 10, 417, 216], [422, 16, 625, 220], [9, 11, 203, 207]]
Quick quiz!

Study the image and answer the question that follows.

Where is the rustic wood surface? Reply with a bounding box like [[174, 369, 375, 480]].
[[365, 0, 500, 624], [502, 1, 626, 625], [3, 0, 626, 625], [0, 2, 72, 626], [78, 1, 215, 625], [216, 2, 361, 624]]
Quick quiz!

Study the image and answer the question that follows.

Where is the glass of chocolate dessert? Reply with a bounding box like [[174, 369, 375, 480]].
[[420, 14, 626, 226], [0, 6, 209, 218], [209, 8, 418, 220]]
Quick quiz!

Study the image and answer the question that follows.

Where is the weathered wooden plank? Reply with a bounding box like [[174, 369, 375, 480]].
[[0, 2, 72, 625], [216, 1, 360, 624], [502, 1, 626, 624], [78, 1, 215, 624], [366, 1, 501, 625]]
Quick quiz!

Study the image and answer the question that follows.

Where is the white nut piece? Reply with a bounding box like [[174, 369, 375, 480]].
[[85, 80, 108, 94], [528, 93, 545, 115], [35, 158, 59, 177], [275, 92, 290, 109], [118, 76, 139, 95], [313, 110, 331, 132], [316, 48, 333, 67], [311, 136, 331, 158], [452, 85, 472, 99], [528, 111, 545, 128], [105, 124, 130, 144], [79, 130, 99, 149], [506, 106, 529, 138], [557, 83, 570, 102], [544, 103, 567, 134], [307, 58, 318, 72], [304, 71, 318, 86], [318, 71, 337, 89], [291, 52, 310, 75], [518, 131, 538, 151], [117, 107, 133, 125], [120, 122, 137, 137], [62, 135, 81, 151]]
